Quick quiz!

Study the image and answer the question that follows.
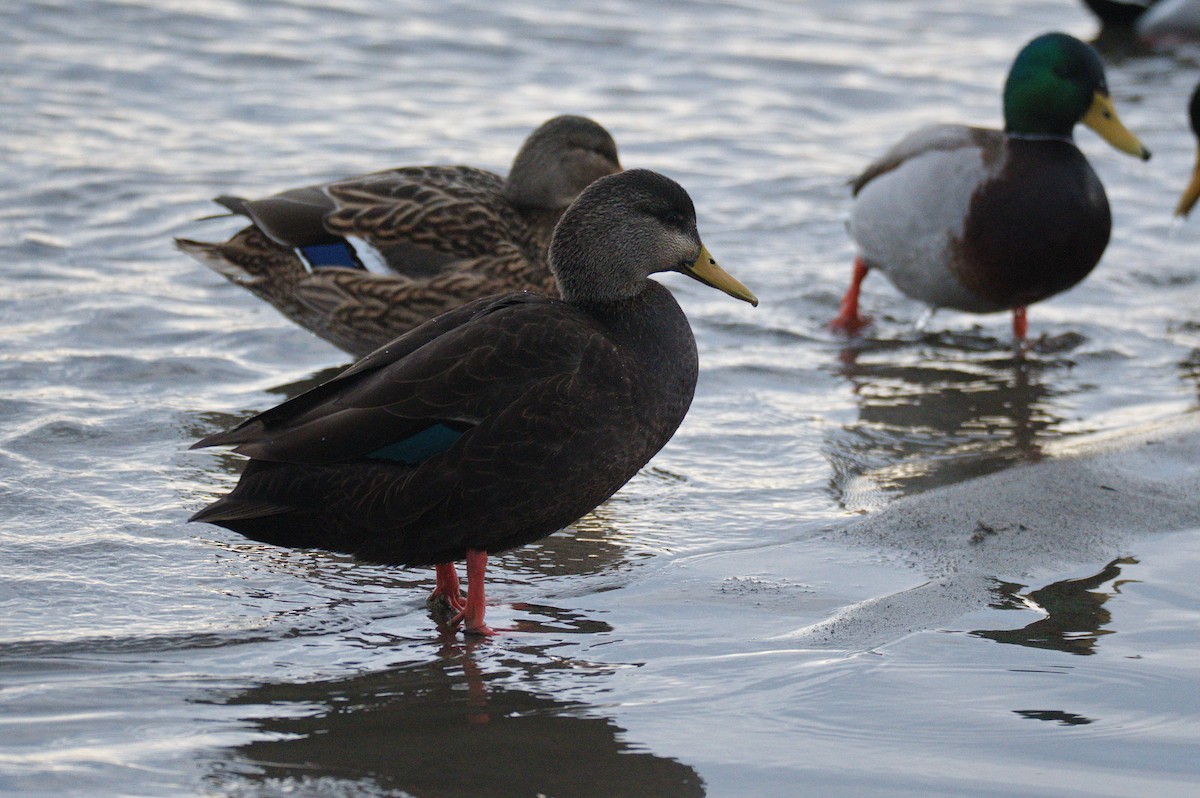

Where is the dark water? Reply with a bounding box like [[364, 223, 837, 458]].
[[2, 1, 1199, 796]]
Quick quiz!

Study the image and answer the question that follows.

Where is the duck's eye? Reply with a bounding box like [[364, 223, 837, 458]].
[[662, 211, 685, 228]]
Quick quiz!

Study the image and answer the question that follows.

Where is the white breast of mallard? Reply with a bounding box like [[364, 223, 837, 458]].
[[850, 135, 1007, 313]]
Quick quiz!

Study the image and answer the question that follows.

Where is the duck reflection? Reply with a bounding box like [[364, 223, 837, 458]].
[[1182, 345, 1200, 402], [209, 639, 705, 797], [971, 558, 1135, 656], [827, 335, 1069, 506], [1013, 708, 1095, 726]]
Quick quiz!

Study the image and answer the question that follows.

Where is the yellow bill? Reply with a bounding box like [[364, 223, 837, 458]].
[[1176, 150, 1200, 218], [1081, 91, 1151, 161], [681, 244, 758, 306]]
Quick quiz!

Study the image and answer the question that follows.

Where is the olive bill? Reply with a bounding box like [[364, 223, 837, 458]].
[[682, 245, 759, 306], [1081, 91, 1151, 161]]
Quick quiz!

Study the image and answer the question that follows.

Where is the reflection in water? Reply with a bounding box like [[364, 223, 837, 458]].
[[1182, 347, 1199, 403], [502, 505, 649, 581], [1013, 709, 1095, 726], [826, 334, 1070, 507], [209, 639, 705, 798], [972, 558, 1136, 656]]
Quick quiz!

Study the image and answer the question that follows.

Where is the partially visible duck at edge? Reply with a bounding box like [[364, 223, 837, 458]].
[[1081, 0, 1200, 52], [177, 115, 622, 357], [188, 169, 758, 637], [830, 32, 1151, 344], [1175, 82, 1200, 218], [1137, 0, 1200, 44], [1082, 0, 1157, 52]]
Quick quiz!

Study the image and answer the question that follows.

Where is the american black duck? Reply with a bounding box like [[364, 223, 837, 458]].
[[176, 115, 622, 357], [189, 169, 758, 635], [830, 32, 1150, 343]]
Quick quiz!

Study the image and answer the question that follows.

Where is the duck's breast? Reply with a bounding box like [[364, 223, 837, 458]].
[[954, 139, 1109, 311], [850, 128, 1005, 311]]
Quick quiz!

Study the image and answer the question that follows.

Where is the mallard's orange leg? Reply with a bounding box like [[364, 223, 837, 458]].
[[830, 257, 872, 335], [450, 549, 497, 637], [1012, 306, 1028, 342], [431, 562, 466, 612]]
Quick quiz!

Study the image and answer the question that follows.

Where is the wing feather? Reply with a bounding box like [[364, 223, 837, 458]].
[[193, 294, 616, 467], [323, 166, 518, 261], [851, 124, 993, 195]]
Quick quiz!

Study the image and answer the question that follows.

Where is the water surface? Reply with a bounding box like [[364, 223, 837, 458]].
[[2, 1, 1199, 796]]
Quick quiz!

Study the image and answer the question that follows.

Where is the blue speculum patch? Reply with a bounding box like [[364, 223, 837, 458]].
[[299, 241, 363, 269], [368, 423, 468, 464]]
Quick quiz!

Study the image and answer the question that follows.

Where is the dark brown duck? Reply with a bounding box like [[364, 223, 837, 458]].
[[189, 169, 758, 635]]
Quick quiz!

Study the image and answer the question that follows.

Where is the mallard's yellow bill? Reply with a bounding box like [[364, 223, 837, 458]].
[[682, 245, 758, 306], [1176, 151, 1200, 218], [1082, 91, 1151, 161]]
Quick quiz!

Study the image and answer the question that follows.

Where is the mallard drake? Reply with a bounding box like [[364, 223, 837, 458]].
[[1176, 82, 1200, 217], [830, 32, 1150, 342], [189, 169, 758, 636], [176, 115, 622, 357]]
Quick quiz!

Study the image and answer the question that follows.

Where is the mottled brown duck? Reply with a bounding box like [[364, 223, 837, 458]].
[[189, 169, 758, 636], [176, 115, 622, 357], [830, 33, 1150, 343]]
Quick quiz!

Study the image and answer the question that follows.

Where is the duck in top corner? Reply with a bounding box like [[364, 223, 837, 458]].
[[1136, 0, 1200, 44], [830, 32, 1150, 344], [1080, 1, 1200, 51], [1081, 0, 1153, 54]]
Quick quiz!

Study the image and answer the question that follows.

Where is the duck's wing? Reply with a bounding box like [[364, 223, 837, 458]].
[[851, 125, 994, 195], [215, 186, 342, 249], [285, 244, 543, 357], [213, 166, 523, 276], [192, 292, 616, 465], [321, 166, 522, 270]]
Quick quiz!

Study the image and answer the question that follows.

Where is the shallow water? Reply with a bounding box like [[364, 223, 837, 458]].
[[2, 0, 1199, 796]]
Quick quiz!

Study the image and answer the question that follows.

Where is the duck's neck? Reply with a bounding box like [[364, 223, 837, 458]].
[[574, 282, 692, 360], [1005, 131, 1076, 145], [577, 281, 698, 430]]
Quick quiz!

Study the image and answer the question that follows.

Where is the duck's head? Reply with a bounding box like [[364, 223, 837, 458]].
[[504, 115, 623, 211], [548, 169, 758, 307], [1176, 82, 1200, 218], [1003, 31, 1150, 160]]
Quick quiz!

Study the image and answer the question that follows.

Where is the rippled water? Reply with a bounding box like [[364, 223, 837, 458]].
[[3, 1, 1199, 796]]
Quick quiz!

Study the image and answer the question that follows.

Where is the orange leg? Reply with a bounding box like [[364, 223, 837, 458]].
[[450, 549, 497, 637], [431, 562, 466, 612], [1012, 306, 1028, 342], [830, 257, 872, 335]]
